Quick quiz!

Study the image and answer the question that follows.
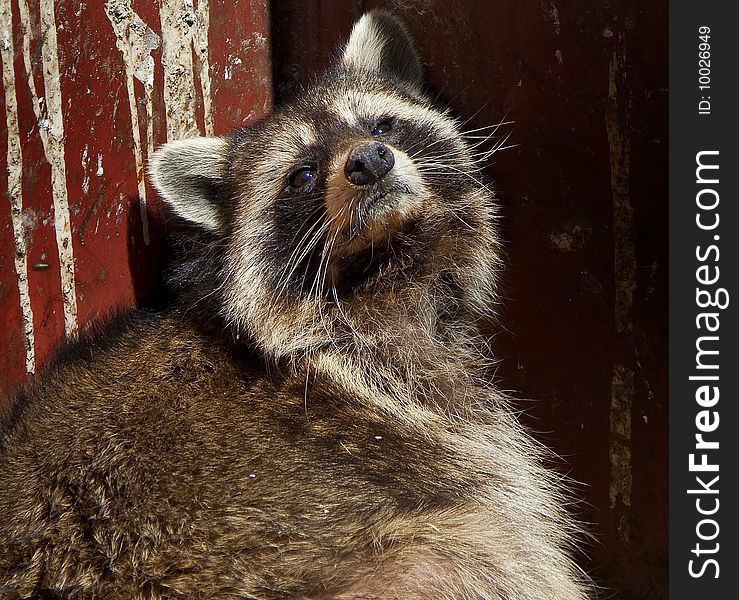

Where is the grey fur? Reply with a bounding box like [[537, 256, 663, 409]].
[[0, 11, 592, 599]]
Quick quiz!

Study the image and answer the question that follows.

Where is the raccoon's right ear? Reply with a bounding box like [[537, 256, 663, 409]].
[[341, 11, 424, 94], [149, 137, 230, 233]]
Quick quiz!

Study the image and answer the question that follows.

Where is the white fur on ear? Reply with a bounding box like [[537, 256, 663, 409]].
[[341, 11, 423, 93], [342, 13, 387, 75], [149, 137, 230, 232]]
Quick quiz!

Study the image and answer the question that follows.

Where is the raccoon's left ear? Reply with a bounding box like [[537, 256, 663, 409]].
[[149, 137, 230, 233], [341, 11, 424, 94]]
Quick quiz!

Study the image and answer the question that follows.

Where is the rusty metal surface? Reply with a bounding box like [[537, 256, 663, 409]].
[[0, 0, 272, 402], [271, 1, 667, 598]]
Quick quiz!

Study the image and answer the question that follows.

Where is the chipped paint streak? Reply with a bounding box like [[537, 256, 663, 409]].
[[606, 33, 635, 334], [1, 0, 36, 373], [547, 3, 561, 36], [606, 33, 634, 512], [105, 0, 159, 245], [609, 364, 633, 510], [193, 0, 213, 136], [19, 0, 78, 335], [159, 0, 200, 140]]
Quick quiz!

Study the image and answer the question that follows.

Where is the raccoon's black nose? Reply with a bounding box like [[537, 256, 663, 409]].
[[344, 142, 395, 186]]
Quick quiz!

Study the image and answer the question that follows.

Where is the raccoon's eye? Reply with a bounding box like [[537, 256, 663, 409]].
[[287, 166, 316, 191], [371, 120, 393, 136]]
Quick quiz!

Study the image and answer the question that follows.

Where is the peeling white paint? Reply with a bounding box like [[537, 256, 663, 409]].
[[157, 0, 213, 139], [81, 145, 90, 194], [159, 0, 199, 140], [105, 0, 158, 245], [194, 0, 214, 136], [107, 0, 213, 244], [19, 0, 78, 336], [253, 32, 267, 47], [96, 152, 104, 177], [1, 0, 36, 373], [547, 3, 561, 36]]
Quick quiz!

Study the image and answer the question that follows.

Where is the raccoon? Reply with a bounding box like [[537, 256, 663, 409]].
[[0, 11, 591, 600]]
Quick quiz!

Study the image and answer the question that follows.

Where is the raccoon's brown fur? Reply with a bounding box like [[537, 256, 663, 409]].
[[0, 12, 591, 599]]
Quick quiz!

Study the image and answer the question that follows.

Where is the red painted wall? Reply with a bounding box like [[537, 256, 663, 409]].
[[1, 0, 272, 404]]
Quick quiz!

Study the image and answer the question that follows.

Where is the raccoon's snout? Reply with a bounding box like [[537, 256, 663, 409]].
[[344, 142, 395, 187]]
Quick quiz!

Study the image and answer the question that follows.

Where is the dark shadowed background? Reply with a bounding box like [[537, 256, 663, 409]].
[[1, 1, 667, 598]]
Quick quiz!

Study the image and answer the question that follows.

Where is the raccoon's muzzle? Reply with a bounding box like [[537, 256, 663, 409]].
[[345, 141, 395, 186]]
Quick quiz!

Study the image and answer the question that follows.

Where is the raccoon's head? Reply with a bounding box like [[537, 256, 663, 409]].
[[150, 11, 501, 359]]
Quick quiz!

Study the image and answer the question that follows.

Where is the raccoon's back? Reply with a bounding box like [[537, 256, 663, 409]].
[[0, 313, 588, 599], [0, 313, 464, 598]]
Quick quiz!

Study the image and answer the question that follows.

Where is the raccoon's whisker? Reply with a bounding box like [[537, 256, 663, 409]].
[[467, 149, 498, 161], [463, 129, 510, 158], [331, 283, 357, 342], [354, 204, 365, 236], [414, 147, 477, 162], [318, 232, 339, 302], [303, 365, 310, 416], [345, 199, 365, 241], [417, 150, 482, 172], [279, 236, 325, 297], [463, 134, 506, 140], [460, 118, 514, 136], [462, 121, 513, 157], [280, 224, 330, 298], [312, 226, 343, 346], [281, 198, 340, 288], [489, 127, 515, 152], [475, 132, 519, 163], [280, 208, 326, 275], [453, 100, 494, 132], [415, 159, 474, 175], [488, 142, 521, 155], [465, 139, 508, 155], [404, 124, 450, 158], [348, 202, 356, 238], [490, 130, 518, 155], [307, 206, 346, 302], [295, 222, 330, 297], [277, 211, 330, 296], [416, 160, 497, 203], [465, 133, 500, 153], [405, 132, 456, 160], [300, 206, 349, 299], [422, 144, 475, 155], [406, 141, 484, 168], [358, 202, 368, 231]]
